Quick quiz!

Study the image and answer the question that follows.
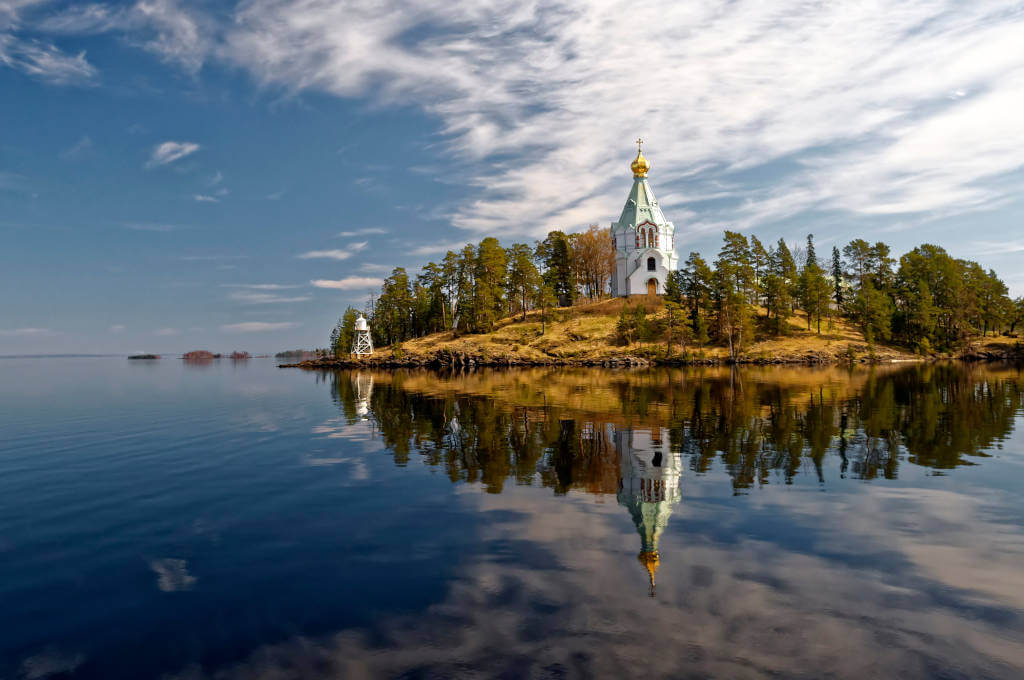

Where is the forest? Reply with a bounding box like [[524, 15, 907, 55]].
[[328, 226, 1023, 358]]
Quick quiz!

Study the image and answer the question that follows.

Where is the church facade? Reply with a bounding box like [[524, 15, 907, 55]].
[[610, 141, 679, 296]]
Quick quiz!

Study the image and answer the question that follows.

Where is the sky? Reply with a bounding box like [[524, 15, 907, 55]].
[[2, 0, 1023, 354]]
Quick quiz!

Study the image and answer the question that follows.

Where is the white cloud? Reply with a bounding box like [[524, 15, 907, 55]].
[[193, 193, 218, 202], [227, 291, 312, 304], [0, 35, 97, 85], [222, 283, 300, 290], [311, 277, 383, 290], [146, 140, 199, 168], [109, 324, 125, 333], [409, 241, 472, 256], [222, 321, 299, 332], [297, 242, 368, 260], [337, 227, 388, 237], [212, 0, 1024, 237], [35, 0, 211, 72], [0, 327, 55, 337], [154, 327, 179, 336]]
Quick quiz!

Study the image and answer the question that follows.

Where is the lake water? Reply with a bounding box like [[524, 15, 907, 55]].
[[1, 358, 1023, 679]]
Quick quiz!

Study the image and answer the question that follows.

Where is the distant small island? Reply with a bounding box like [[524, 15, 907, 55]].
[[128, 354, 160, 360]]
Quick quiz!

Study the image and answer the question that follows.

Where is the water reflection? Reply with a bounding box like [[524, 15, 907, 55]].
[[615, 427, 682, 596], [326, 363, 1024, 601], [330, 363, 1023, 490]]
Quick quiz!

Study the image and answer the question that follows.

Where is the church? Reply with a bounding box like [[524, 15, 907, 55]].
[[610, 140, 679, 296]]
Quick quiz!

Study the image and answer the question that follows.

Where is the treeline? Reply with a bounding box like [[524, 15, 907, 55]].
[[661, 233, 1021, 357], [328, 227, 1022, 357], [330, 226, 613, 354]]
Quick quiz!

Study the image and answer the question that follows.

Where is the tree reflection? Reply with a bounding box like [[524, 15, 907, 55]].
[[324, 363, 1022, 494], [320, 363, 1021, 594]]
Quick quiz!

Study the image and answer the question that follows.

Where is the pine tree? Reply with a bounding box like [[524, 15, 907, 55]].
[[831, 246, 844, 310], [505, 243, 541, 321], [473, 237, 508, 332]]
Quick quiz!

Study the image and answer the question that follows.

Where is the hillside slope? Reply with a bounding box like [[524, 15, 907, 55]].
[[290, 298, 938, 367]]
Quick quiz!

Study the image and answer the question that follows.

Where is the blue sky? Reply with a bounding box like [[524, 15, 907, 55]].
[[2, 0, 1023, 354]]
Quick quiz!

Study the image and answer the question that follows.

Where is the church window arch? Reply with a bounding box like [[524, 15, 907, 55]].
[[647, 256, 656, 271], [649, 227, 655, 248]]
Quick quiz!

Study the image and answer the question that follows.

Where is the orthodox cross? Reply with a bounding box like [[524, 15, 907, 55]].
[[635, 137, 644, 153]]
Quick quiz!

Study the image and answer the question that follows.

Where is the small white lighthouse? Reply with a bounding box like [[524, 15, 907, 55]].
[[351, 316, 374, 355]]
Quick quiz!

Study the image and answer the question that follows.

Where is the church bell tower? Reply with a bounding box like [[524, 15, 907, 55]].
[[610, 140, 679, 296]]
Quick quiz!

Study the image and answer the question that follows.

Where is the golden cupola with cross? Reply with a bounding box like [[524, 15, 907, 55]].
[[611, 138, 679, 297]]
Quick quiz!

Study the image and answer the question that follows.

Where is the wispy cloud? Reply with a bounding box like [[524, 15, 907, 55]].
[[359, 263, 395, 274], [211, 0, 1024, 237], [60, 135, 93, 159], [337, 227, 388, 237], [227, 291, 312, 304], [109, 324, 125, 333], [222, 321, 298, 332], [34, 0, 212, 72], [222, 283, 300, 290], [146, 141, 199, 168], [0, 24, 97, 85], [154, 328, 179, 336], [0, 327, 56, 337], [297, 242, 368, 260], [410, 241, 472, 256], [311, 277, 383, 290], [193, 193, 218, 202]]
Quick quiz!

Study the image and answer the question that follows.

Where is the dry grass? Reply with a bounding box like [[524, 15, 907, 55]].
[[396, 298, 923, 363]]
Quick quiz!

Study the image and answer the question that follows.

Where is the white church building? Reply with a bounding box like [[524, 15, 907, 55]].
[[610, 141, 679, 296]]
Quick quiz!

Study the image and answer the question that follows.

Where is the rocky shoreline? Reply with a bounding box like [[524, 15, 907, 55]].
[[279, 343, 1023, 370]]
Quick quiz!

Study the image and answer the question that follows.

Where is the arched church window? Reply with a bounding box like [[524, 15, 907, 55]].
[[647, 256, 656, 271], [649, 227, 655, 247], [635, 231, 640, 248], [640, 229, 646, 248]]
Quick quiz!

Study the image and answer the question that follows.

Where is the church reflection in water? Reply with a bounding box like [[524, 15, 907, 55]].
[[326, 363, 1024, 599], [615, 427, 682, 596]]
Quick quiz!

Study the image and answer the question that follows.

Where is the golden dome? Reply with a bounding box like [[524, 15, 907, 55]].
[[631, 137, 649, 177], [638, 549, 660, 596]]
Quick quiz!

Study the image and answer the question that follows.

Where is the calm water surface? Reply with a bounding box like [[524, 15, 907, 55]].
[[1, 358, 1023, 679]]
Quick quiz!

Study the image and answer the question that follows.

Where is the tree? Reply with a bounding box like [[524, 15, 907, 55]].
[[664, 300, 691, 356], [537, 284, 558, 334], [1010, 297, 1024, 335], [850, 281, 893, 343], [537, 231, 576, 306], [455, 243, 477, 332], [714, 232, 755, 359], [978, 268, 1010, 336], [569, 225, 614, 300], [681, 252, 713, 346], [372, 268, 414, 346], [798, 235, 831, 333], [750, 236, 770, 309], [764, 238, 796, 335], [664, 269, 683, 304], [473, 237, 508, 332], [506, 243, 542, 321], [831, 246, 844, 309]]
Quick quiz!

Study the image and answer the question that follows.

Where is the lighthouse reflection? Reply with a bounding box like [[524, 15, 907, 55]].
[[615, 427, 682, 596]]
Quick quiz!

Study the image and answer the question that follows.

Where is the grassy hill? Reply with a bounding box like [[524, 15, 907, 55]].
[[283, 297, 1023, 368], [397, 297, 916, 364]]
